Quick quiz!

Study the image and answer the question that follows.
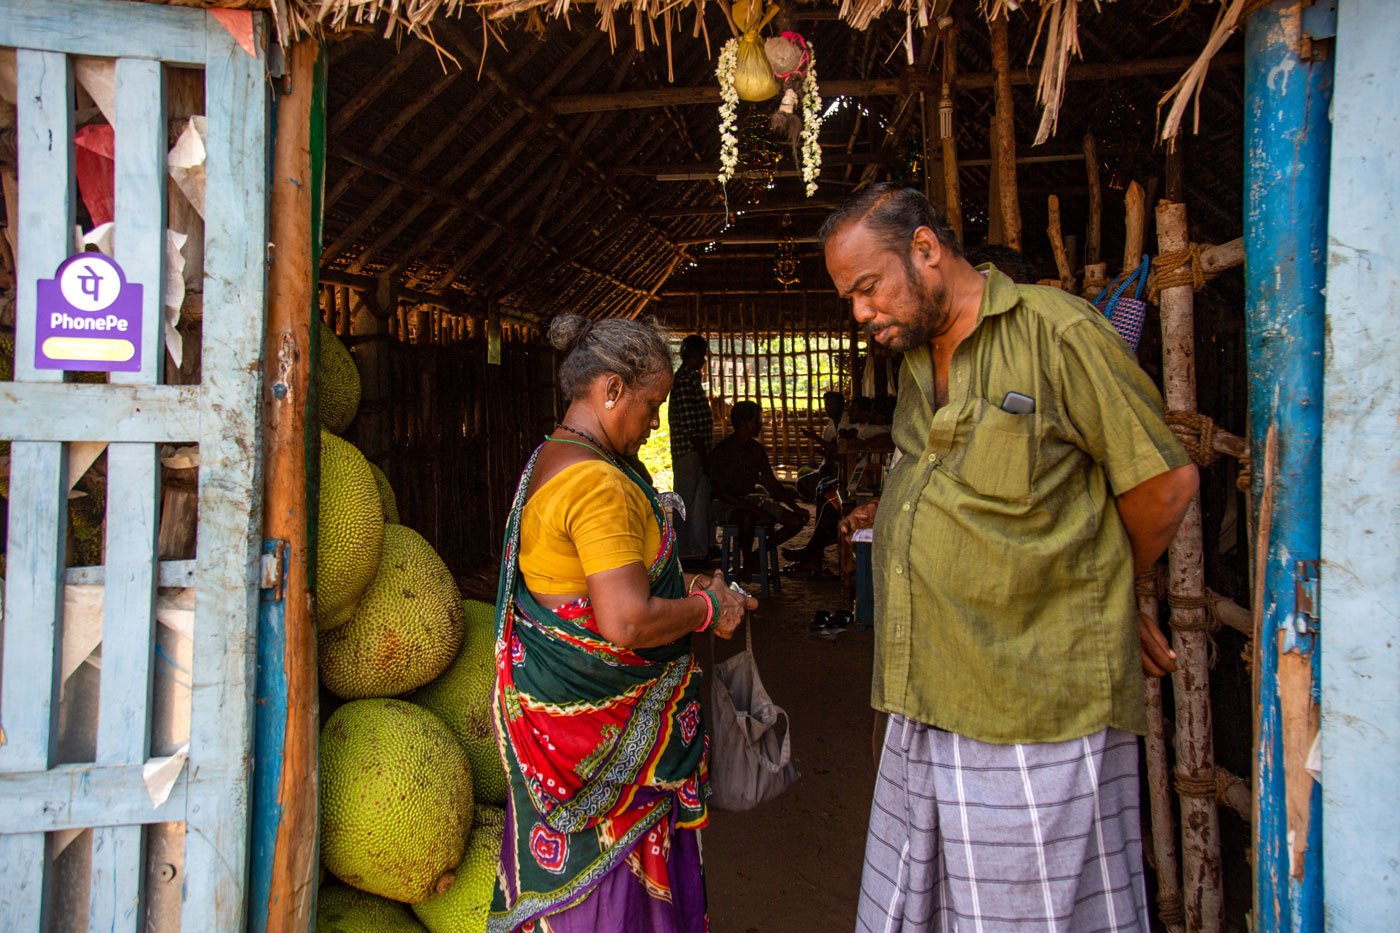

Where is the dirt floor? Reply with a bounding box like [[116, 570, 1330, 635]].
[[699, 545, 878, 933]]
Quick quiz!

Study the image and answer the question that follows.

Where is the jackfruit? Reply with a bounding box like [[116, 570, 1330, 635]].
[[318, 430, 384, 631], [409, 600, 508, 805], [319, 524, 463, 699], [316, 883, 426, 933], [320, 699, 474, 903], [368, 461, 400, 524], [411, 806, 504, 933], [321, 322, 361, 434]]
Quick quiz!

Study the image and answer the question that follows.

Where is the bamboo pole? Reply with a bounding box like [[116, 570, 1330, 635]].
[[1143, 586, 1187, 933], [1084, 133, 1102, 266], [258, 38, 320, 932], [1123, 181, 1147, 275], [940, 25, 963, 240], [1157, 200, 1223, 932], [1047, 195, 1074, 289], [990, 13, 1022, 250]]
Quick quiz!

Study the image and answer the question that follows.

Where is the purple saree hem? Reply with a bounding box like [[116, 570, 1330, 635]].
[[505, 828, 707, 933]]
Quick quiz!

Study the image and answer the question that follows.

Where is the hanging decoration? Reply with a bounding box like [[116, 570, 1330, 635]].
[[716, 40, 741, 189], [765, 31, 824, 197], [716, 10, 824, 198], [717, 1, 780, 194], [774, 213, 801, 287]]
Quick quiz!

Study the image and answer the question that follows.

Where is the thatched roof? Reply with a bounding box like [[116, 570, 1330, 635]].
[[308, 0, 1245, 323]]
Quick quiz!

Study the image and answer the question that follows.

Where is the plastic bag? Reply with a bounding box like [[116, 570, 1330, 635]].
[[708, 624, 799, 810]]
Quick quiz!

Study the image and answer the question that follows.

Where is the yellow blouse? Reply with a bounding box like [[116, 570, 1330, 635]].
[[518, 460, 660, 594]]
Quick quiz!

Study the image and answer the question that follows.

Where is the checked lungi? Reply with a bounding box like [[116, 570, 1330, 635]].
[[856, 716, 1149, 932]]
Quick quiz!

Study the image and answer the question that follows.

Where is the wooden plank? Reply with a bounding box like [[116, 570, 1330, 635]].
[[0, 383, 202, 442], [180, 15, 269, 932], [0, 0, 209, 65], [1, 49, 76, 929], [64, 560, 197, 587], [90, 55, 167, 932], [0, 762, 194, 832], [252, 38, 320, 933]]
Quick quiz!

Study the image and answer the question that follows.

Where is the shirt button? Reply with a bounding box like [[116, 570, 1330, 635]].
[[927, 453, 937, 463], [902, 502, 911, 512], [894, 565, 904, 575]]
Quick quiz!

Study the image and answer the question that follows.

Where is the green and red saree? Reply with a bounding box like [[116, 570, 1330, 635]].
[[489, 445, 710, 933]]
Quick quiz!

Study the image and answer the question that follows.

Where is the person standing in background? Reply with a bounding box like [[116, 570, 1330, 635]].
[[669, 334, 714, 562]]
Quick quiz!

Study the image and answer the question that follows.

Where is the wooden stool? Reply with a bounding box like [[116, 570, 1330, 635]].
[[717, 523, 780, 598]]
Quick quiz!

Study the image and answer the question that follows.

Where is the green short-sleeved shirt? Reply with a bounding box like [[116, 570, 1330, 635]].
[[872, 267, 1189, 744]]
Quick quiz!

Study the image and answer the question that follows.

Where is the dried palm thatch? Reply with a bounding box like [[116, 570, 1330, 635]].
[[160, 0, 1247, 152], [1157, 0, 1269, 145]]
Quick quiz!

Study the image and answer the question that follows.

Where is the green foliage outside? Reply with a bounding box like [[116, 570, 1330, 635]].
[[636, 396, 674, 492]]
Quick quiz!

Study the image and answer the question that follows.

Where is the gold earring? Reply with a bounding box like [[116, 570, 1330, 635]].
[[605, 399, 615, 410]]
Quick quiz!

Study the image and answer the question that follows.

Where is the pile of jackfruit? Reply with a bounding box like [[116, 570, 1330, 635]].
[[316, 324, 505, 933]]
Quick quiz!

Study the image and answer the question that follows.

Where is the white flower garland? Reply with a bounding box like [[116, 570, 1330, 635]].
[[799, 45, 823, 197], [716, 38, 741, 188]]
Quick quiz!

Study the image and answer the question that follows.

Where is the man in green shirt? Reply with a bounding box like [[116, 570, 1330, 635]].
[[821, 185, 1197, 930]]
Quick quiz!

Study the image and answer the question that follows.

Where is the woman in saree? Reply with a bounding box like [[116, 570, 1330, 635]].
[[490, 314, 756, 932]]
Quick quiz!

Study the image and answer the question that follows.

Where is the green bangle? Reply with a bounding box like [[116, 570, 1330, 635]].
[[689, 589, 720, 632]]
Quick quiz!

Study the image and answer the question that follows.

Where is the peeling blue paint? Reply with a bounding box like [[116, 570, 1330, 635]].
[[1244, 3, 1332, 931]]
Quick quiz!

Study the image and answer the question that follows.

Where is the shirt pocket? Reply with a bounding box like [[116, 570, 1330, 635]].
[[954, 398, 1038, 501]]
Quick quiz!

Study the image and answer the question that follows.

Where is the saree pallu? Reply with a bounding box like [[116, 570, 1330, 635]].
[[489, 447, 710, 933]]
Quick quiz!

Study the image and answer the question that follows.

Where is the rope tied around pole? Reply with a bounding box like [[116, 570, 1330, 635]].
[[1148, 242, 1219, 302], [1167, 592, 1219, 633], [1157, 891, 1186, 927], [1174, 766, 1218, 798], [1135, 567, 1162, 599], [1166, 410, 1219, 466]]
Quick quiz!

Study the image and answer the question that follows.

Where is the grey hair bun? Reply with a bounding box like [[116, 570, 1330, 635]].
[[547, 313, 592, 354], [548, 314, 672, 400]]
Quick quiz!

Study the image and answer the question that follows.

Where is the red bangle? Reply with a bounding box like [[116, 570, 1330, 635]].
[[689, 590, 719, 632]]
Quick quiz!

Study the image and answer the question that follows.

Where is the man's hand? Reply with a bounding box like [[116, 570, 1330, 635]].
[[1139, 611, 1178, 677], [839, 499, 879, 542]]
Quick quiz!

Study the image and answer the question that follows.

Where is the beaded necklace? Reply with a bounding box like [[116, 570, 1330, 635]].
[[551, 422, 626, 472]]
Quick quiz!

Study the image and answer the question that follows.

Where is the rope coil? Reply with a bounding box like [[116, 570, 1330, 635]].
[[1167, 592, 1219, 633], [1174, 766, 1218, 798], [1157, 891, 1186, 927], [1165, 410, 1220, 467], [1148, 242, 1219, 302]]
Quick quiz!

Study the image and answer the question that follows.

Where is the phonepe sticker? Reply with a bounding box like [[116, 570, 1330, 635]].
[[35, 253, 143, 372]]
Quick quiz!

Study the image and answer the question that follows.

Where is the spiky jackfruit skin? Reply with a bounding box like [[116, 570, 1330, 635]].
[[408, 600, 508, 805], [411, 806, 504, 933], [319, 524, 464, 699], [317, 430, 384, 631], [368, 461, 400, 525], [320, 322, 361, 434], [320, 699, 474, 904], [316, 883, 427, 932]]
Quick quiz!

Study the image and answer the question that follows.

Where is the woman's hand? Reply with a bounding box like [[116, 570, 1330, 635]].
[[697, 570, 758, 639]]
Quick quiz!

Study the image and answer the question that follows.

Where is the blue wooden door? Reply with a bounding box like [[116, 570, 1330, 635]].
[[0, 1, 271, 929]]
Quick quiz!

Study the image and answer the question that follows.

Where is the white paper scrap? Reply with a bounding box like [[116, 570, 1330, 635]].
[[143, 743, 190, 807], [164, 228, 189, 368], [1305, 730, 1322, 784], [168, 117, 207, 219]]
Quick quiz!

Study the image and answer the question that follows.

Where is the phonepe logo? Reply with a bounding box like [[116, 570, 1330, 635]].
[[35, 253, 143, 372]]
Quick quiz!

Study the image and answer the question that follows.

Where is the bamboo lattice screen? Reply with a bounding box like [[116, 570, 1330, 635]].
[[668, 294, 855, 476]]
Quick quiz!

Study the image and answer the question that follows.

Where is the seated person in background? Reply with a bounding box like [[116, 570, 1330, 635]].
[[709, 401, 808, 579], [797, 391, 847, 502]]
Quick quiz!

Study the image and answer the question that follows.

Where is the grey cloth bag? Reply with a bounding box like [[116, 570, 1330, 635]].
[[708, 623, 799, 811]]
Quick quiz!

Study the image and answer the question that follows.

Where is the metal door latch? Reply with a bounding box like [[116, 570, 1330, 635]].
[[261, 539, 289, 602], [1294, 559, 1320, 634]]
